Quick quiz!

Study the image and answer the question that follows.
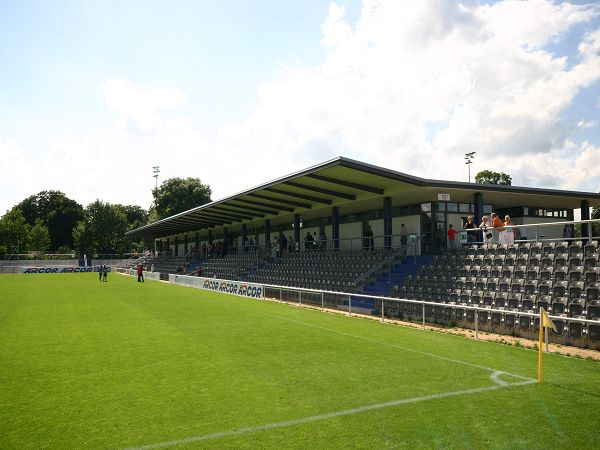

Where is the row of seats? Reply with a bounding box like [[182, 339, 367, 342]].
[[386, 301, 598, 340], [460, 240, 599, 258]]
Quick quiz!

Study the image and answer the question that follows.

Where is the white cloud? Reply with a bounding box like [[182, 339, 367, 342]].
[[214, 0, 600, 194], [102, 79, 186, 134], [577, 120, 598, 128]]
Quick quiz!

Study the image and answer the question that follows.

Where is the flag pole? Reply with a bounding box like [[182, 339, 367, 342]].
[[538, 308, 544, 384]]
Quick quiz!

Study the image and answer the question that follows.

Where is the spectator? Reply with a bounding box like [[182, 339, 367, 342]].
[[504, 215, 515, 245], [464, 216, 477, 245], [319, 230, 327, 250], [137, 263, 144, 282], [480, 215, 492, 245], [305, 231, 314, 251], [491, 213, 505, 244], [447, 224, 457, 249], [400, 224, 408, 246]]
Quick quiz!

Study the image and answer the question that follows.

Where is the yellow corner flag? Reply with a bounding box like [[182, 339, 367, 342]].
[[538, 307, 556, 383]]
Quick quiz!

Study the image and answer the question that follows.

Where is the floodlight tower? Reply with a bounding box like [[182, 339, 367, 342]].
[[152, 165, 160, 189], [465, 152, 476, 183]]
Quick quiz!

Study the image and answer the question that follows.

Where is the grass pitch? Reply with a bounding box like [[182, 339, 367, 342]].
[[1, 273, 599, 449]]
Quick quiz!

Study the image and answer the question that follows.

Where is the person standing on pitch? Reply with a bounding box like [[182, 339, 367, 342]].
[[137, 263, 144, 282], [99, 265, 103, 282], [102, 264, 108, 282]]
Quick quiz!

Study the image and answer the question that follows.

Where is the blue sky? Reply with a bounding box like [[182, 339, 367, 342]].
[[1, 0, 599, 214]]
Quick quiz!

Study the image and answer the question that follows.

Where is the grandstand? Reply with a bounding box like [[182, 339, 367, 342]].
[[125, 157, 600, 349]]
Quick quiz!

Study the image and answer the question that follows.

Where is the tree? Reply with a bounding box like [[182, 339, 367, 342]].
[[0, 209, 31, 254], [30, 219, 51, 254], [151, 177, 212, 220], [116, 204, 149, 230], [73, 201, 129, 256], [15, 191, 83, 250], [474, 170, 512, 186]]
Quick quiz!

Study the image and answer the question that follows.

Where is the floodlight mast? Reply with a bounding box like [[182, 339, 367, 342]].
[[152, 165, 160, 189], [465, 152, 476, 183]]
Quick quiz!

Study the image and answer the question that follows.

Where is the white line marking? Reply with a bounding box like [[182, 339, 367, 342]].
[[124, 379, 536, 450], [261, 313, 535, 382]]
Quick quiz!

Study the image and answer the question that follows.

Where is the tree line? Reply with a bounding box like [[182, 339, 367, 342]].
[[0, 177, 211, 257]]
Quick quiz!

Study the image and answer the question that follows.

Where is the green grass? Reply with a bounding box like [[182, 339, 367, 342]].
[[0, 273, 599, 449]]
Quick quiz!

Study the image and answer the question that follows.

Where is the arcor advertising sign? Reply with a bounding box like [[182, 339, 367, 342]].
[[22, 266, 111, 274]]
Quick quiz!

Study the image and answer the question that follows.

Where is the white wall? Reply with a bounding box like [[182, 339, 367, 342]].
[[339, 222, 363, 249]]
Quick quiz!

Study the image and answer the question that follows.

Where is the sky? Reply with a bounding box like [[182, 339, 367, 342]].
[[1, 0, 600, 215]]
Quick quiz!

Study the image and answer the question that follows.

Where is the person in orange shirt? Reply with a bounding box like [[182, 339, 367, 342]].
[[491, 212, 505, 244], [447, 224, 457, 248]]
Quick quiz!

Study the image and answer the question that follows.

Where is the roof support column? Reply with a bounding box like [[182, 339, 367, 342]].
[[384, 197, 392, 249], [474, 192, 483, 231], [208, 230, 213, 245], [332, 207, 340, 250], [174, 236, 179, 256], [581, 200, 590, 239], [242, 224, 247, 246], [264, 219, 271, 245], [293, 214, 301, 248]]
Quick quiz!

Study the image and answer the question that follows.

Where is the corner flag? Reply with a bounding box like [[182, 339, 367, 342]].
[[538, 307, 556, 383]]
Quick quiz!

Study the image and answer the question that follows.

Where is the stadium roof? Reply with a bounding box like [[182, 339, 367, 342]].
[[127, 156, 600, 240]]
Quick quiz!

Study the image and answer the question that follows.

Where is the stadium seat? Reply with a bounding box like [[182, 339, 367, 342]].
[[480, 266, 491, 278], [540, 254, 554, 268], [569, 240, 583, 256], [551, 297, 568, 315], [482, 291, 496, 307], [495, 292, 508, 309], [477, 310, 489, 325], [526, 267, 540, 281], [568, 298, 586, 317], [514, 265, 527, 279], [584, 241, 598, 256], [540, 267, 554, 282], [529, 255, 541, 268], [499, 278, 512, 293], [551, 314, 567, 336], [586, 283, 600, 302], [508, 293, 521, 309], [511, 279, 524, 293], [516, 254, 529, 267], [491, 311, 502, 326], [537, 296, 551, 313], [568, 319, 585, 339], [556, 241, 569, 256], [585, 267, 599, 284], [466, 276, 477, 290], [568, 267, 584, 283], [487, 277, 499, 291], [466, 309, 475, 323], [584, 254, 598, 271], [519, 315, 532, 331], [530, 242, 543, 256], [569, 254, 583, 268], [554, 266, 568, 282], [568, 281, 585, 300], [507, 244, 518, 256], [537, 280, 552, 296], [524, 280, 539, 296], [470, 290, 483, 305], [553, 280, 568, 297], [588, 320, 600, 342], [542, 242, 556, 256], [522, 294, 536, 311], [555, 255, 568, 268], [505, 313, 516, 328], [459, 290, 472, 304], [518, 243, 531, 256], [587, 301, 600, 319]]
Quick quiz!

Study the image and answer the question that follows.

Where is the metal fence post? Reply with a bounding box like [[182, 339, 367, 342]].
[[422, 303, 425, 329], [299, 290, 302, 306], [475, 308, 479, 340], [279, 287, 282, 301], [321, 291, 324, 310], [381, 300, 385, 322], [349, 295, 352, 316]]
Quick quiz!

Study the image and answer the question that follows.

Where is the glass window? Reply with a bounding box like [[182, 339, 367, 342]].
[[435, 212, 445, 222], [459, 203, 471, 213], [447, 203, 458, 212], [421, 203, 431, 212], [435, 202, 445, 212]]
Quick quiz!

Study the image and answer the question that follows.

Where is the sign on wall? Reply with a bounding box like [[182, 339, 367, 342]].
[[21, 266, 112, 274], [169, 274, 264, 299]]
